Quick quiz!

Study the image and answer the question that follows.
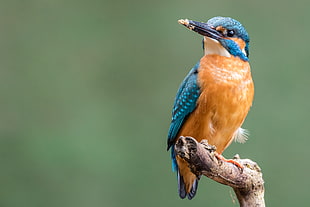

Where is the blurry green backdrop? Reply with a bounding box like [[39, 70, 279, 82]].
[[1, 0, 309, 206]]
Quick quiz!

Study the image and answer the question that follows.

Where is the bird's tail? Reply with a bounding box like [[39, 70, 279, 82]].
[[177, 170, 200, 199], [171, 145, 200, 199]]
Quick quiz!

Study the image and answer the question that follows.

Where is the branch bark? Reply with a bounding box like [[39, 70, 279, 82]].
[[174, 136, 265, 207]]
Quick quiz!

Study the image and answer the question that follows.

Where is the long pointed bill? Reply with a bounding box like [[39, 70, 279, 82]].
[[178, 19, 223, 40]]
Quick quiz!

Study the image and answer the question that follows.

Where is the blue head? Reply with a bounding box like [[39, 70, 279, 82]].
[[178, 17, 250, 61]]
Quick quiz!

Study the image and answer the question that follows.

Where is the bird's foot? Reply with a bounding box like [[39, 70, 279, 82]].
[[215, 153, 244, 169]]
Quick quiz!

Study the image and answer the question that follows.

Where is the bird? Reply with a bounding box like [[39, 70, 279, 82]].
[[167, 17, 254, 200]]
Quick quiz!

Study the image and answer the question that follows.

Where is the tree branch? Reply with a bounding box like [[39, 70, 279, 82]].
[[174, 136, 265, 207]]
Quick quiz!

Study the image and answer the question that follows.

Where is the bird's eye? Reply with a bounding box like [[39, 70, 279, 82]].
[[227, 30, 235, 37]]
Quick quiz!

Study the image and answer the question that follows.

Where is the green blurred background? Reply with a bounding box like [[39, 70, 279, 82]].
[[1, 0, 309, 206]]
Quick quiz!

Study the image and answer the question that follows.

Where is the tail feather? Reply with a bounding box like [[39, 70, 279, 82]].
[[177, 170, 200, 200], [177, 170, 187, 199], [172, 145, 199, 199], [188, 177, 199, 200]]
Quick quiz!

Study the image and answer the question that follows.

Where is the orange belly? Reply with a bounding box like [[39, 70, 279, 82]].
[[177, 54, 254, 154]]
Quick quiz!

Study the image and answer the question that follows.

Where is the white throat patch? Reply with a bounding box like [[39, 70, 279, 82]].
[[203, 37, 231, 58]]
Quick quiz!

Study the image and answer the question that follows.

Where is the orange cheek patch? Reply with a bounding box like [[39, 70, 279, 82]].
[[229, 38, 246, 50], [216, 26, 225, 33]]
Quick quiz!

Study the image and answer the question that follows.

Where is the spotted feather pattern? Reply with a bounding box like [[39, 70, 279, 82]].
[[167, 62, 200, 171]]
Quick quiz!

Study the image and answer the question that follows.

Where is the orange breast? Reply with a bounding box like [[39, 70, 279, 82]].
[[177, 54, 254, 154]]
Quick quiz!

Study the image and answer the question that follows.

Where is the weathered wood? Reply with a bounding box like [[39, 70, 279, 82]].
[[175, 136, 265, 207]]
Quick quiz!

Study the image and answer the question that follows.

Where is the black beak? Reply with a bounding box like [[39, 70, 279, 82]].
[[178, 19, 223, 40]]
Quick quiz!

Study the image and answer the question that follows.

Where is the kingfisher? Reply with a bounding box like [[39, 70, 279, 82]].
[[167, 17, 254, 200]]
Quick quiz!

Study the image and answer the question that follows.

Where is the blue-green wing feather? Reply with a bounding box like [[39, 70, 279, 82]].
[[167, 62, 200, 170]]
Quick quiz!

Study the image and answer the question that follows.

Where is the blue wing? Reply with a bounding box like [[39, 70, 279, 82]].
[[167, 62, 201, 171]]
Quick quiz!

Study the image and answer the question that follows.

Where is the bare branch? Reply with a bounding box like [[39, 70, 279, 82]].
[[174, 136, 265, 207]]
